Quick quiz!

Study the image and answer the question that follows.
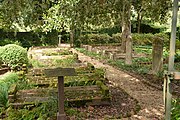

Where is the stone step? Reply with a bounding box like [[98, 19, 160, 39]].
[[10, 85, 110, 107]]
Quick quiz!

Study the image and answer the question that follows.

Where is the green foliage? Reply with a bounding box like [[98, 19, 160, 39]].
[[154, 33, 169, 47], [171, 98, 180, 120], [0, 72, 18, 109], [132, 33, 169, 46], [176, 40, 180, 50], [134, 46, 152, 55], [0, 83, 8, 109], [0, 39, 14, 46], [0, 46, 3, 64], [108, 59, 150, 75], [0, 72, 19, 87], [6, 98, 58, 120], [42, 49, 72, 56], [0, 31, 59, 47], [79, 33, 169, 47], [29, 59, 47, 68], [66, 108, 80, 116], [175, 53, 180, 62], [89, 34, 111, 44], [112, 33, 122, 43], [52, 57, 76, 67], [0, 44, 28, 70], [74, 39, 81, 47], [80, 34, 112, 45], [76, 48, 107, 60], [65, 67, 105, 87], [132, 33, 154, 45]]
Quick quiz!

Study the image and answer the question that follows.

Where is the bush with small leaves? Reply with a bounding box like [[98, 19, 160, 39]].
[[112, 33, 122, 43], [0, 44, 28, 70]]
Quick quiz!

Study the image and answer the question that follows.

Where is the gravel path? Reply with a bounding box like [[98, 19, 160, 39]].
[[72, 48, 165, 120]]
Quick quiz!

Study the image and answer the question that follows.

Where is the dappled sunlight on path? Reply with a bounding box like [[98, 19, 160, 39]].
[[73, 48, 164, 120]]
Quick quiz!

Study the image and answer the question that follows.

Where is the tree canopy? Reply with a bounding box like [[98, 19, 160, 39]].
[[0, 0, 172, 32]]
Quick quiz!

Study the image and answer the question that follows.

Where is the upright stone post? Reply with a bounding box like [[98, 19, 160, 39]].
[[151, 37, 163, 74], [44, 67, 76, 120]]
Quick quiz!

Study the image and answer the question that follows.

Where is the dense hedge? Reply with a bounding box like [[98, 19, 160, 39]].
[[0, 44, 28, 70], [79, 33, 170, 47], [0, 30, 59, 47]]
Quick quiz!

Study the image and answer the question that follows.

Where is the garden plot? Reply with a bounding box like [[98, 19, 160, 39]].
[[10, 47, 111, 108]]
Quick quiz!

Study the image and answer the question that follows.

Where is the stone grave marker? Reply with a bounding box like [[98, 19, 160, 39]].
[[151, 37, 163, 74], [44, 67, 76, 120]]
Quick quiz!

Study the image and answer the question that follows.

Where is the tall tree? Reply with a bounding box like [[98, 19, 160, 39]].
[[0, 0, 51, 31], [133, 0, 172, 33]]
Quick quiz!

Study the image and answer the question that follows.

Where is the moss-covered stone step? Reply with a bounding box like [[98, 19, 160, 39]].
[[27, 74, 106, 87], [10, 85, 110, 107]]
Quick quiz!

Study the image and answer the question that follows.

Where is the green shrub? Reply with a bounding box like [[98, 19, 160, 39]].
[[176, 40, 180, 49], [175, 53, 180, 62], [79, 33, 169, 46], [154, 33, 169, 47], [112, 33, 122, 43], [80, 34, 112, 45], [0, 44, 28, 70], [88, 34, 111, 44], [0, 39, 14, 46], [132, 33, 153, 45], [0, 46, 3, 65], [132, 33, 169, 46]]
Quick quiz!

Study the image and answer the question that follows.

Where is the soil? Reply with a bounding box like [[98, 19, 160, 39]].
[[72, 48, 168, 120], [67, 83, 140, 120]]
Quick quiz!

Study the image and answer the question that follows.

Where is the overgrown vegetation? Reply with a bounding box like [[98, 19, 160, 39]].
[[0, 72, 19, 112], [171, 98, 180, 120], [6, 98, 58, 120]]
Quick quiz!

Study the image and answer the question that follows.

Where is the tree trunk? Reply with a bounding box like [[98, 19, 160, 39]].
[[125, 33, 132, 65], [70, 28, 75, 48], [137, 11, 142, 33], [121, 22, 126, 53], [121, 2, 126, 53], [121, 1, 132, 65]]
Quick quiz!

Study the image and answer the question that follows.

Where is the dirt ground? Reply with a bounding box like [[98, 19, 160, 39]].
[[28, 46, 179, 120], [72, 48, 166, 120]]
